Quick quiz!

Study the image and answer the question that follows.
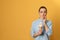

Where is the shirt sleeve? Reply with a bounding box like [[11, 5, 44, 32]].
[[46, 21, 52, 36], [31, 22, 35, 38]]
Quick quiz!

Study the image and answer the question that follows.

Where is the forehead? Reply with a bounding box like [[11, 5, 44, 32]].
[[40, 8, 46, 11]]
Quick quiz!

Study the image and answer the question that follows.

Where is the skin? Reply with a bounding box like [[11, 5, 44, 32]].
[[33, 8, 49, 38]]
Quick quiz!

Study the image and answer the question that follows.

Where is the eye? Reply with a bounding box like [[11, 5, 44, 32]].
[[40, 11, 43, 13], [44, 11, 47, 13]]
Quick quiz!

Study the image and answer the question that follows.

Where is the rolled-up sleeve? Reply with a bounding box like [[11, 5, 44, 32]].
[[46, 21, 52, 36]]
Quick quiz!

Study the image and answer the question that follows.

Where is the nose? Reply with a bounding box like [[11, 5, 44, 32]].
[[42, 13, 45, 16]]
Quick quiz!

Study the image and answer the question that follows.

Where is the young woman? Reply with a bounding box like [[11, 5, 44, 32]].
[[31, 6, 52, 40]]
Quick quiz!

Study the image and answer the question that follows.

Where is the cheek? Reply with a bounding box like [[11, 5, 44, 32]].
[[39, 13, 43, 17]]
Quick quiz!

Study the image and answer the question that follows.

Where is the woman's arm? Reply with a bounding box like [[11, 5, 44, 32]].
[[31, 22, 43, 38], [44, 20, 52, 36], [33, 29, 42, 38], [44, 22, 49, 33], [33, 33, 38, 38]]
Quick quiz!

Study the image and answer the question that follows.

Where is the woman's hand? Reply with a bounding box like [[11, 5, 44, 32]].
[[36, 23, 43, 36], [43, 16, 49, 32], [37, 28, 43, 35], [33, 27, 42, 38], [43, 16, 47, 24]]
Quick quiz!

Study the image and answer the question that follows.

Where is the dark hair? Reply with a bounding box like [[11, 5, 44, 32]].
[[38, 6, 47, 13]]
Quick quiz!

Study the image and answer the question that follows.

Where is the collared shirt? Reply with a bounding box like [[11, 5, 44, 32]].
[[31, 18, 52, 40]]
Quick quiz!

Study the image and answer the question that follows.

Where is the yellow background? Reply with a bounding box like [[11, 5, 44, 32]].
[[0, 0, 60, 40]]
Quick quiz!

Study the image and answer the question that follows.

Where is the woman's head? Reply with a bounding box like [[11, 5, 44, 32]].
[[38, 6, 47, 19]]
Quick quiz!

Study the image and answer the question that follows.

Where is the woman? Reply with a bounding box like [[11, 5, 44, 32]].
[[31, 6, 52, 40]]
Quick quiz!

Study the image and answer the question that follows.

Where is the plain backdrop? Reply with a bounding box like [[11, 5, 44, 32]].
[[0, 0, 60, 40]]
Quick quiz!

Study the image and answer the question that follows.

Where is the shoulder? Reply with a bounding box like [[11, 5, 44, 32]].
[[32, 19, 39, 24]]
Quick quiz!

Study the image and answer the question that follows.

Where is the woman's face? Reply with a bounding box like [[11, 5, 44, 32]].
[[39, 8, 47, 19]]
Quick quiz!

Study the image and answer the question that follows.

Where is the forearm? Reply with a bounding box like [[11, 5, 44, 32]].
[[33, 30, 42, 38], [44, 23, 49, 32], [33, 33, 38, 38]]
